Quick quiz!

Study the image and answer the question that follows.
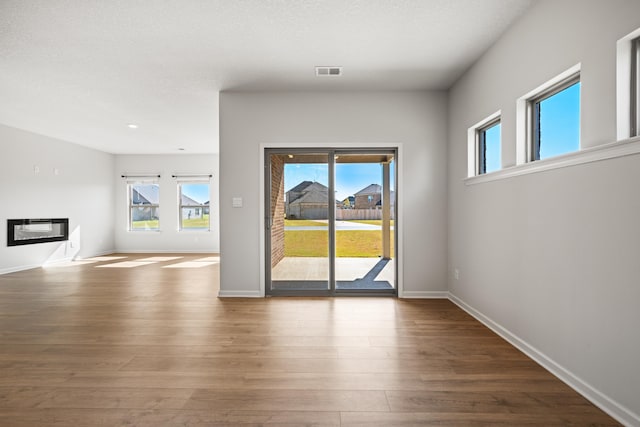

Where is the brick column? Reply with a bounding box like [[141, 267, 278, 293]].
[[270, 155, 285, 267]]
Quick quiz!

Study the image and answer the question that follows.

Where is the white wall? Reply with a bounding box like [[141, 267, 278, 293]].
[[448, 0, 640, 424], [114, 154, 219, 253], [219, 91, 448, 297], [0, 124, 115, 273]]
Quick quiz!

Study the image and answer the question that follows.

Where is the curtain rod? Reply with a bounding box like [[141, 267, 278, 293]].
[[171, 174, 213, 178], [121, 174, 161, 178]]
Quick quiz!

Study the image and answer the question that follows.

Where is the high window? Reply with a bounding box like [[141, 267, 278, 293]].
[[477, 119, 501, 174], [179, 182, 210, 231], [129, 183, 160, 231], [530, 75, 581, 161], [631, 36, 640, 137], [467, 111, 501, 177], [616, 30, 640, 140]]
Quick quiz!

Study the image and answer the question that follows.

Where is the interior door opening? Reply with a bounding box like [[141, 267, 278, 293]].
[[265, 148, 397, 296]]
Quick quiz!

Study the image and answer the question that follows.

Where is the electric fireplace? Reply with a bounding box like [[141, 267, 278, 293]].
[[7, 218, 69, 246]]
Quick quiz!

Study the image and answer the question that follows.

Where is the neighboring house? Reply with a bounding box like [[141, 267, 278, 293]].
[[131, 185, 159, 221], [354, 184, 394, 210], [354, 184, 381, 209], [340, 196, 355, 209], [285, 181, 329, 219], [375, 191, 395, 209], [181, 194, 206, 220]]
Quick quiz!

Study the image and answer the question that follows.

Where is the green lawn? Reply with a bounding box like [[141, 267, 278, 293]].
[[131, 214, 210, 230], [182, 214, 210, 229], [345, 220, 395, 226], [284, 219, 327, 227], [284, 230, 394, 257], [131, 219, 159, 230]]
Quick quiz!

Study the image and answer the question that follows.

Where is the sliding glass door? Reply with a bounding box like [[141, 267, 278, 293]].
[[265, 148, 396, 296]]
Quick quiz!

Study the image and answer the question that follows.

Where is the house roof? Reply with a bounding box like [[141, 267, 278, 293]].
[[287, 181, 328, 194], [288, 180, 314, 193], [132, 185, 159, 204], [289, 191, 329, 205], [287, 181, 329, 203], [181, 194, 202, 205], [355, 184, 382, 196]]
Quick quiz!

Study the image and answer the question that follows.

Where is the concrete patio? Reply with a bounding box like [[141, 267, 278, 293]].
[[271, 256, 395, 290]]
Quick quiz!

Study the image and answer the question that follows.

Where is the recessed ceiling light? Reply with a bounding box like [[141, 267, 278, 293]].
[[315, 66, 342, 77], [127, 123, 138, 129], [287, 154, 294, 158]]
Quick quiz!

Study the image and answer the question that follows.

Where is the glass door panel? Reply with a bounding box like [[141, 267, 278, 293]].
[[266, 151, 331, 294], [334, 152, 395, 292]]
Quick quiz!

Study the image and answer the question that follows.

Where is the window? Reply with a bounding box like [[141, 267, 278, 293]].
[[530, 74, 580, 161], [179, 182, 210, 231], [129, 183, 160, 230], [631, 36, 640, 137], [616, 30, 640, 140], [467, 111, 501, 177], [477, 119, 501, 174]]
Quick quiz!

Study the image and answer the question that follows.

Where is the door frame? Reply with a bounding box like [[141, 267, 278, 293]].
[[259, 143, 404, 297]]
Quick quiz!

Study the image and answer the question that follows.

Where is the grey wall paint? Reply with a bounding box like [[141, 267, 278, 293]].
[[0, 124, 115, 273], [448, 0, 640, 419], [114, 154, 220, 253], [219, 91, 448, 295]]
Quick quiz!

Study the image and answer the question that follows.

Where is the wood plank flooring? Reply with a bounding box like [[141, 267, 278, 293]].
[[0, 253, 619, 426]]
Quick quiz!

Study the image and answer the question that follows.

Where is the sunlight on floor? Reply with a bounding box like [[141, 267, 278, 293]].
[[193, 256, 220, 262], [82, 256, 128, 262], [137, 256, 184, 262], [96, 261, 156, 268], [162, 261, 217, 268]]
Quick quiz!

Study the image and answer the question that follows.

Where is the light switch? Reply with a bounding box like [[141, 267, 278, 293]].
[[232, 197, 243, 208]]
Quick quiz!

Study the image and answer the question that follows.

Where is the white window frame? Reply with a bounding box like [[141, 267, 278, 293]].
[[467, 110, 501, 177], [617, 29, 640, 140], [176, 177, 211, 232], [529, 74, 580, 161], [477, 117, 501, 175], [126, 178, 161, 232], [516, 63, 581, 165]]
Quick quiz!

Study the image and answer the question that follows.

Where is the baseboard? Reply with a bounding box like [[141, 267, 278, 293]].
[[448, 292, 639, 427], [218, 290, 263, 298], [0, 263, 41, 275], [74, 249, 118, 259], [0, 249, 118, 276], [401, 290, 449, 299]]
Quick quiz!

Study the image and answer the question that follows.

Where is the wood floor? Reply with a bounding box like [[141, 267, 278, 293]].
[[0, 253, 619, 426]]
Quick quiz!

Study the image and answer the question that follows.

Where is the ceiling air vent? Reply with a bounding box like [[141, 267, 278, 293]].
[[315, 66, 342, 77]]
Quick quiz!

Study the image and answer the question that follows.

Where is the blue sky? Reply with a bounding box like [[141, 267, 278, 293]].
[[484, 123, 501, 173], [181, 183, 210, 204], [483, 81, 580, 171], [285, 162, 394, 201], [538, 81, 580, 159]]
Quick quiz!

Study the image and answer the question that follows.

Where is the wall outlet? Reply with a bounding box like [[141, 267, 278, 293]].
[[454, 268, 460, 280]]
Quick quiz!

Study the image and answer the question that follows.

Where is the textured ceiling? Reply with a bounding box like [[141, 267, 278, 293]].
[[0, 0, 534, 154]]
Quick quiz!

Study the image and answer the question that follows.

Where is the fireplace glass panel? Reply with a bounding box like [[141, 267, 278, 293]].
[[7, 219, 69, 246]]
